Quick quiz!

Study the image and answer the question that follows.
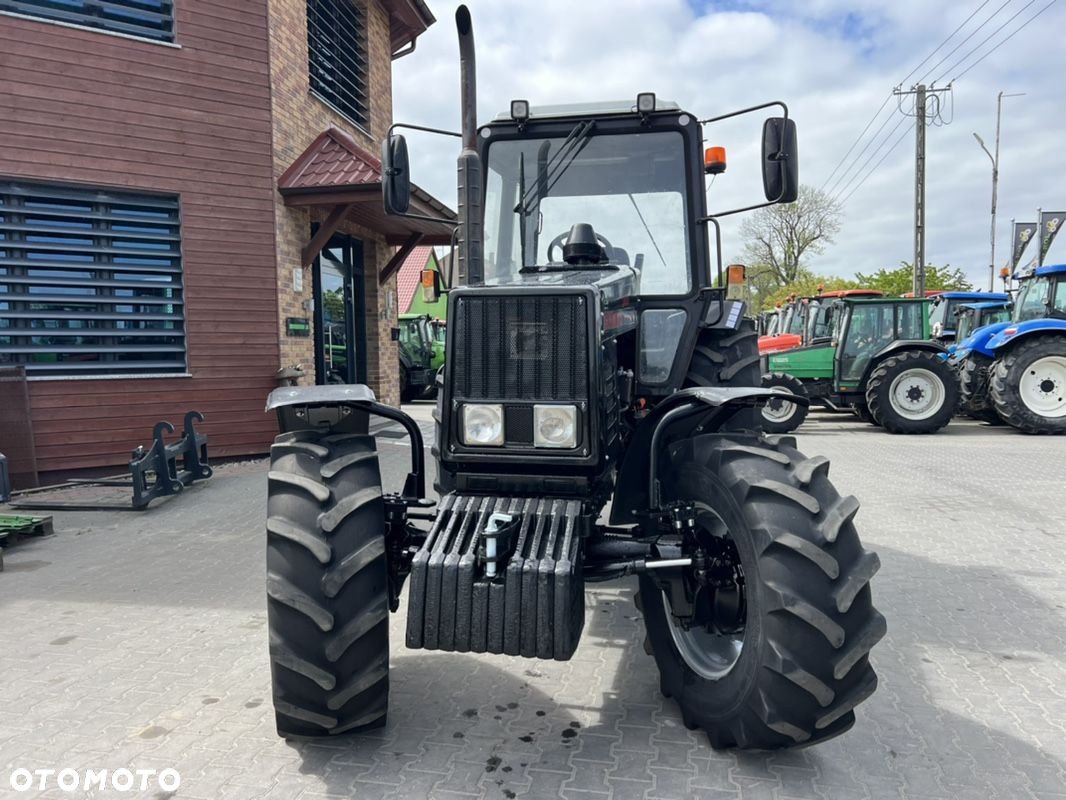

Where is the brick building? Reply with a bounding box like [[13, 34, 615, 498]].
[[0, 0, 454, 486]]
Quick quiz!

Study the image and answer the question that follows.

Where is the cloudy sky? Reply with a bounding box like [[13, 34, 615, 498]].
[[392, 0, 1065, 290]]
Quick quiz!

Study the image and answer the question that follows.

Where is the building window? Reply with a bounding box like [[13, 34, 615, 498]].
[[0, 180, 186, 377], [0, 0, 175, 43], [307, 0, 370, 129]]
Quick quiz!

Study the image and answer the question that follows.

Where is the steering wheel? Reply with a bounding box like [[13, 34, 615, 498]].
[[546, 230, 614, 264]]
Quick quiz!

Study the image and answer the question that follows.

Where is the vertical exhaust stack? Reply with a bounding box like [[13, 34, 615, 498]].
[[455, 5, 484, 285]]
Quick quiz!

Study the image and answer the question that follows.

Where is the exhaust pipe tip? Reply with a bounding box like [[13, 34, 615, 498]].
[[455, 4, 471, 35]]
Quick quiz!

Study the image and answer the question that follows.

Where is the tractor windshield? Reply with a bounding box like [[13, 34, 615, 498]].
[[1014, 276, 1052, 322], [483, 129, 691, 295]]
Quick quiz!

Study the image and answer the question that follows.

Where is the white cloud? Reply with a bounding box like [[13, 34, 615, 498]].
[[393, 0, 1066, 290]]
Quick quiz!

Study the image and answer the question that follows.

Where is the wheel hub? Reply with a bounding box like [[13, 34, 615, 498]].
[[888, 367, 945, 421], [1019, 356, 1066, 418], [660, 502, 747, 680], [763, 395, 797, 422]]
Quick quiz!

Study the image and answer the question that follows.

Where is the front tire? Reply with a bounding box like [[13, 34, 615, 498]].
[[686, 318, 762, 431], [267, 431, 390, 738], [990, 335, 1066, 434], [638, 434, 885, 749], [759, 373, 809, 433], [865, 351, 958, 434]]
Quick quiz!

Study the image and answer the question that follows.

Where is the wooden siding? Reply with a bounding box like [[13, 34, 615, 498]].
[[0, 2, 280, 476]]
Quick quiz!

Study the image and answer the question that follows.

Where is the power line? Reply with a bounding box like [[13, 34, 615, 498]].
[[839, 120, 915, 205], [818, 0, 995, 193], [901, 0, 994, 85], [818, 93, 892, 193], [823, 107, 899, 197], [919, 0, 1014, 85], [829, 114, 910, 203], [940, 0, 1057, 83]]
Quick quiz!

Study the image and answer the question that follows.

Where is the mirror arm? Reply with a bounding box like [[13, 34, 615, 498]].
[[699, 99, 794, 218], [387, 122, 463, 140], [698, 100, 789, 126]]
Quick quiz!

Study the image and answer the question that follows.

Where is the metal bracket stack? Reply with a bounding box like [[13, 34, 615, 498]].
[[10, 411, 212, 511]]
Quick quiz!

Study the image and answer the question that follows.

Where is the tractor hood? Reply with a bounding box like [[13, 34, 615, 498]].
[[478, 264, 639, 307]]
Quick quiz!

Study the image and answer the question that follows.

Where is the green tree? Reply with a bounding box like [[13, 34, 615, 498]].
[[757, 271, 860, 310], [854, 262, 973, 296], [740, 185, 843, 287]]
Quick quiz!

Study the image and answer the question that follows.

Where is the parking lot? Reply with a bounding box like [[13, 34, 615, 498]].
[[1, 409, 1064, 800]]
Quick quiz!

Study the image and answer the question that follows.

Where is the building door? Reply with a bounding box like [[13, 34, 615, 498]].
[[313, 233, 367, 385]]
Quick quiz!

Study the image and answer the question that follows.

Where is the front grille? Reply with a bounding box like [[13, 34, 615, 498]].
[[504, 405, 534, 445], [452, 294, 589, 401]]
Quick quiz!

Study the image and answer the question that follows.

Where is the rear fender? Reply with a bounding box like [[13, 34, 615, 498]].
[[265, 385, 426, 499], [987, 319, 1066, 351], [861, 340, 945, 384], [609, 387, 808, 525]]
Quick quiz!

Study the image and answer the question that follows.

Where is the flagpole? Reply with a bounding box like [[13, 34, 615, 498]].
[[1037, 207, 1043, 267]]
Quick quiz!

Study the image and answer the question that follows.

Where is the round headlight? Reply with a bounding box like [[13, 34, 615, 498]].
[[534, 404, 577, 449], [461, 404, 504, 446]]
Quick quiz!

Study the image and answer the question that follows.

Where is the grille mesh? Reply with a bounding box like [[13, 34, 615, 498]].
[[453, 295, 589, 401]]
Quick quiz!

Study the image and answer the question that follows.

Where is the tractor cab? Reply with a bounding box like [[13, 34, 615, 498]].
[[398, 313, 437, 401], [929, 291, 1009, 343], [953, 300, 1010, 345]]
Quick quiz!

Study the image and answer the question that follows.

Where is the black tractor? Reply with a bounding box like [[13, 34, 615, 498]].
[[263, 6, 884, 750]]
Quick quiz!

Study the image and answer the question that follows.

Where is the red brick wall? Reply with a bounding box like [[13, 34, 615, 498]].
[[267, 0, 401, 406], [0, 2, 280, 473]]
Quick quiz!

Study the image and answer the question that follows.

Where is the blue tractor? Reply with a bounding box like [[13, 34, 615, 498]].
[[952, 300, 1011, 345], [929, 291, 1010, 344], [953, 264, 1066, 432]]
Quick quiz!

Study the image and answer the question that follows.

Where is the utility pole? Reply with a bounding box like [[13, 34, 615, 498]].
[[974, 91, 1025, 291], [894, 83, 952, 297], [913, 84, 926, 298]]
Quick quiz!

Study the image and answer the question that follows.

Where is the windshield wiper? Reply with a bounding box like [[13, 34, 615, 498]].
[[514, 119, 596, 218]]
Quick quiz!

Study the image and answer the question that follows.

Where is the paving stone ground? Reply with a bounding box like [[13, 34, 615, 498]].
[[1, 407, 1064, 799]]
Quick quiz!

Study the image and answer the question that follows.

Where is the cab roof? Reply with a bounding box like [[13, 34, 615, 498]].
[[937, 291, 1009, 300], [959, 301, 1010, 310], [1012, 263, 1066, 279], [492, 99, 682, 122]]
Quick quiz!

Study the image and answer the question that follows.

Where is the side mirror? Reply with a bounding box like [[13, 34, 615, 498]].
[[421, 269, 441, 304], [762, 117, 798, 204], [382, 134, 411, 215]]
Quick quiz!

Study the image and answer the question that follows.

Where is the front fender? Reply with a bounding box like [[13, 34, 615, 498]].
[[265, 384, 426, 499], [958, 321, 1012, 358], [987, 319, 1066, 351], [609, 387, 808, 525]]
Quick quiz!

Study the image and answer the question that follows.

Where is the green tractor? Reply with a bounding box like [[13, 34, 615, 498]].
[[398, 313, 442, 402], [262, 6, 883, 750], [761, 296, 958, 434]]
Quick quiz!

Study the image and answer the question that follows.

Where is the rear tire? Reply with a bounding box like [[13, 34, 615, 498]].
[[759, 373, 809, 433], [865, 351, 958, 434], [686, 318, 762, 431], [267, 431, 390, 738], [959, 354, 1002, 425], [638, 434, 884, 749], [989, 335, 1066, 434]]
